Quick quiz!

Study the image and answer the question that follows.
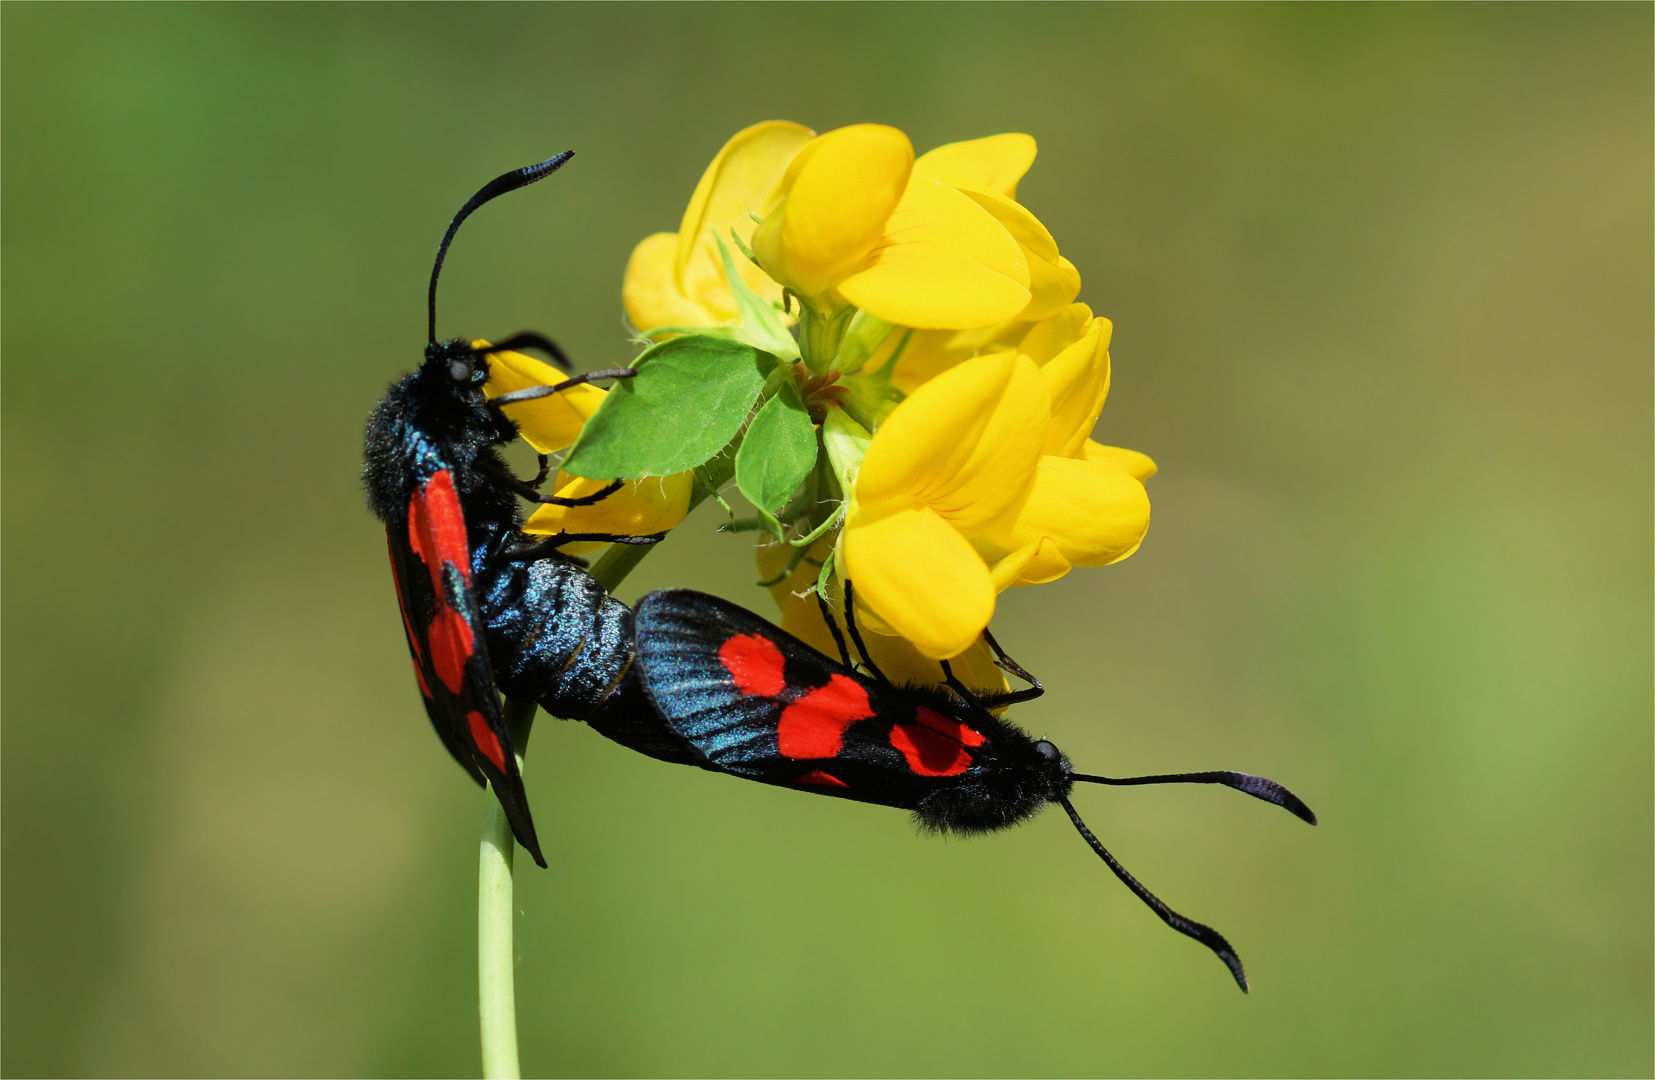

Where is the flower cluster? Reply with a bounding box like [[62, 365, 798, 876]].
[[494, 121, 1155, 672]]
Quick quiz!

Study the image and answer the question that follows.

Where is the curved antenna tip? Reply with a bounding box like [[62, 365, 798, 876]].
[[427, 151, 577, 345]]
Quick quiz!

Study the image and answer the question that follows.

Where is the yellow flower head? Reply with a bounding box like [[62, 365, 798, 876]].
[[840, 309, 1152, 658], [611, 122, 1153, 676], [624, 122, 1077, 343]]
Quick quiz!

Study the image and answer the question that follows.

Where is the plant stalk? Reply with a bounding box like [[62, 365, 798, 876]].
[[478, 696, 537, 1079]]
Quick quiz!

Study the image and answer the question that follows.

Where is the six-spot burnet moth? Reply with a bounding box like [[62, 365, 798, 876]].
[[581, 586, 1317, 991], [362, 154, 662, 867]]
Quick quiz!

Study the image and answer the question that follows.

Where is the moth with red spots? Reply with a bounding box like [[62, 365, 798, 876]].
[[363, 155, 658, 867], [583, 588, 1317, 991]]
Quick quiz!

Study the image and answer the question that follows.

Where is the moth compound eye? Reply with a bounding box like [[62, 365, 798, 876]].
[[1034, 740, 1061, 763], [448, 359, 471, 381]]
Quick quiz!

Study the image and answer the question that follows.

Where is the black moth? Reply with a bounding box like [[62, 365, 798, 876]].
[[361, 154, 658, 867], [581, 586, 1317, 992]]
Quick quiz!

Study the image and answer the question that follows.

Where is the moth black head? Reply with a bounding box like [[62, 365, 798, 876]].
[[910, 699, 1074, 836]]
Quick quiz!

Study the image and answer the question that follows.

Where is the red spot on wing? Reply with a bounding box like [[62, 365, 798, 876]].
[[890, 706, 983, 777], [719, 633, 787, 697], [467, 710, 507, 771], [795, 769, 849, 788], [777, 675, 874, 759], [915, 705, 986, 746], [428, 606, 475, 694], [407, 469, 472, 593]]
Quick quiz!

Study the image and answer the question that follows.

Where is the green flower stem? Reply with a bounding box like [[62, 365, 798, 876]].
[[588, 540, 657, 594], [478, 484, 720, 1077], [479, 697, 537, 1079]]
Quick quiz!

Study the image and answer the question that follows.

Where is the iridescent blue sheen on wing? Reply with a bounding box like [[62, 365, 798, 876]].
[[625, 590, 1068, 831]]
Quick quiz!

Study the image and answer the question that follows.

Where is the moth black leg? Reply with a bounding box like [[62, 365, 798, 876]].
[[530, 453, 552, 488], [488, 368, 637, 409], [469, 331, 574, 371], [939, 658, 998, 721], [523, 478, 626, 507], [504, 530, 667, 562], [481, 463, 627, 508], [815, 593, 854, 669], [840, 580, 891, 685]]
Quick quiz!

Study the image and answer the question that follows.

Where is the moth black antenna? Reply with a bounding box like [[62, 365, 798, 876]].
[[815, 592, 854, 670], [429, 152, 575, 346], [840, 580, 891, 684], [1071, 770, 1317, 826], [465, 331, 575, 372], [1059, 797, 1248, 992]]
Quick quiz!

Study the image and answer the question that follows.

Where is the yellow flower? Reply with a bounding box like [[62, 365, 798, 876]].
[[839, 313, 1153, 658], [752, 124, 1033, 331], [839, 352, 1047, 658], [915, 135, 1081, 323], [480, 343, 693, 540], [976, 305, 1154, 588], [623, 120, 815, 332]]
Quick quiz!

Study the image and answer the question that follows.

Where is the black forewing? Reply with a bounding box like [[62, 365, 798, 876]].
[[632, 589, 994, 811], [389, 466, 545, 867], [387, 525, 485, 785]]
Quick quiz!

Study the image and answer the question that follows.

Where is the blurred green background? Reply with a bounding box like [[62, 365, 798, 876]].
[[4, 4, 1649, 1077]]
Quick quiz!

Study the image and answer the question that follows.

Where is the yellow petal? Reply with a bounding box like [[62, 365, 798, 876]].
[[675, 120, 815, 282], [837, 175, 1030, 330], [884, 321, 1030, 393], [842, 501, 995, 660], [1016, 303, 1096, 363], [622, 232, 720, 332], [914, 133, 1038, 199], [941, 186, 1079, 322], [986, 536, 1073, 589], [481, 347, 607, 455], [522, 471, 693, 538], [855, 352, 1047, 533], [952, 185, 1057, 261], [1034, 318, 1111, 458], [752, 124, 913, 298], [1021, 254, 1083, 322], [1083, 441, 1158, 480], [675, 120, 814, 320], [982, 456, 1150, 568]]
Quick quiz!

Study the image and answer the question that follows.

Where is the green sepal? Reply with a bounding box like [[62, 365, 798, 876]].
[[716, 235, 800, 362], [822, 406, 871, 498], [735, 379, 818, 517], [564, 335, 773, 479], [814, 544, 837, 599]]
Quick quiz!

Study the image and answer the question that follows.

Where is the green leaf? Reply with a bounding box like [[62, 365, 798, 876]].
[[716, 235, 800, 362], [735, 380, 818, 516], [564, 335, 773, 478]]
